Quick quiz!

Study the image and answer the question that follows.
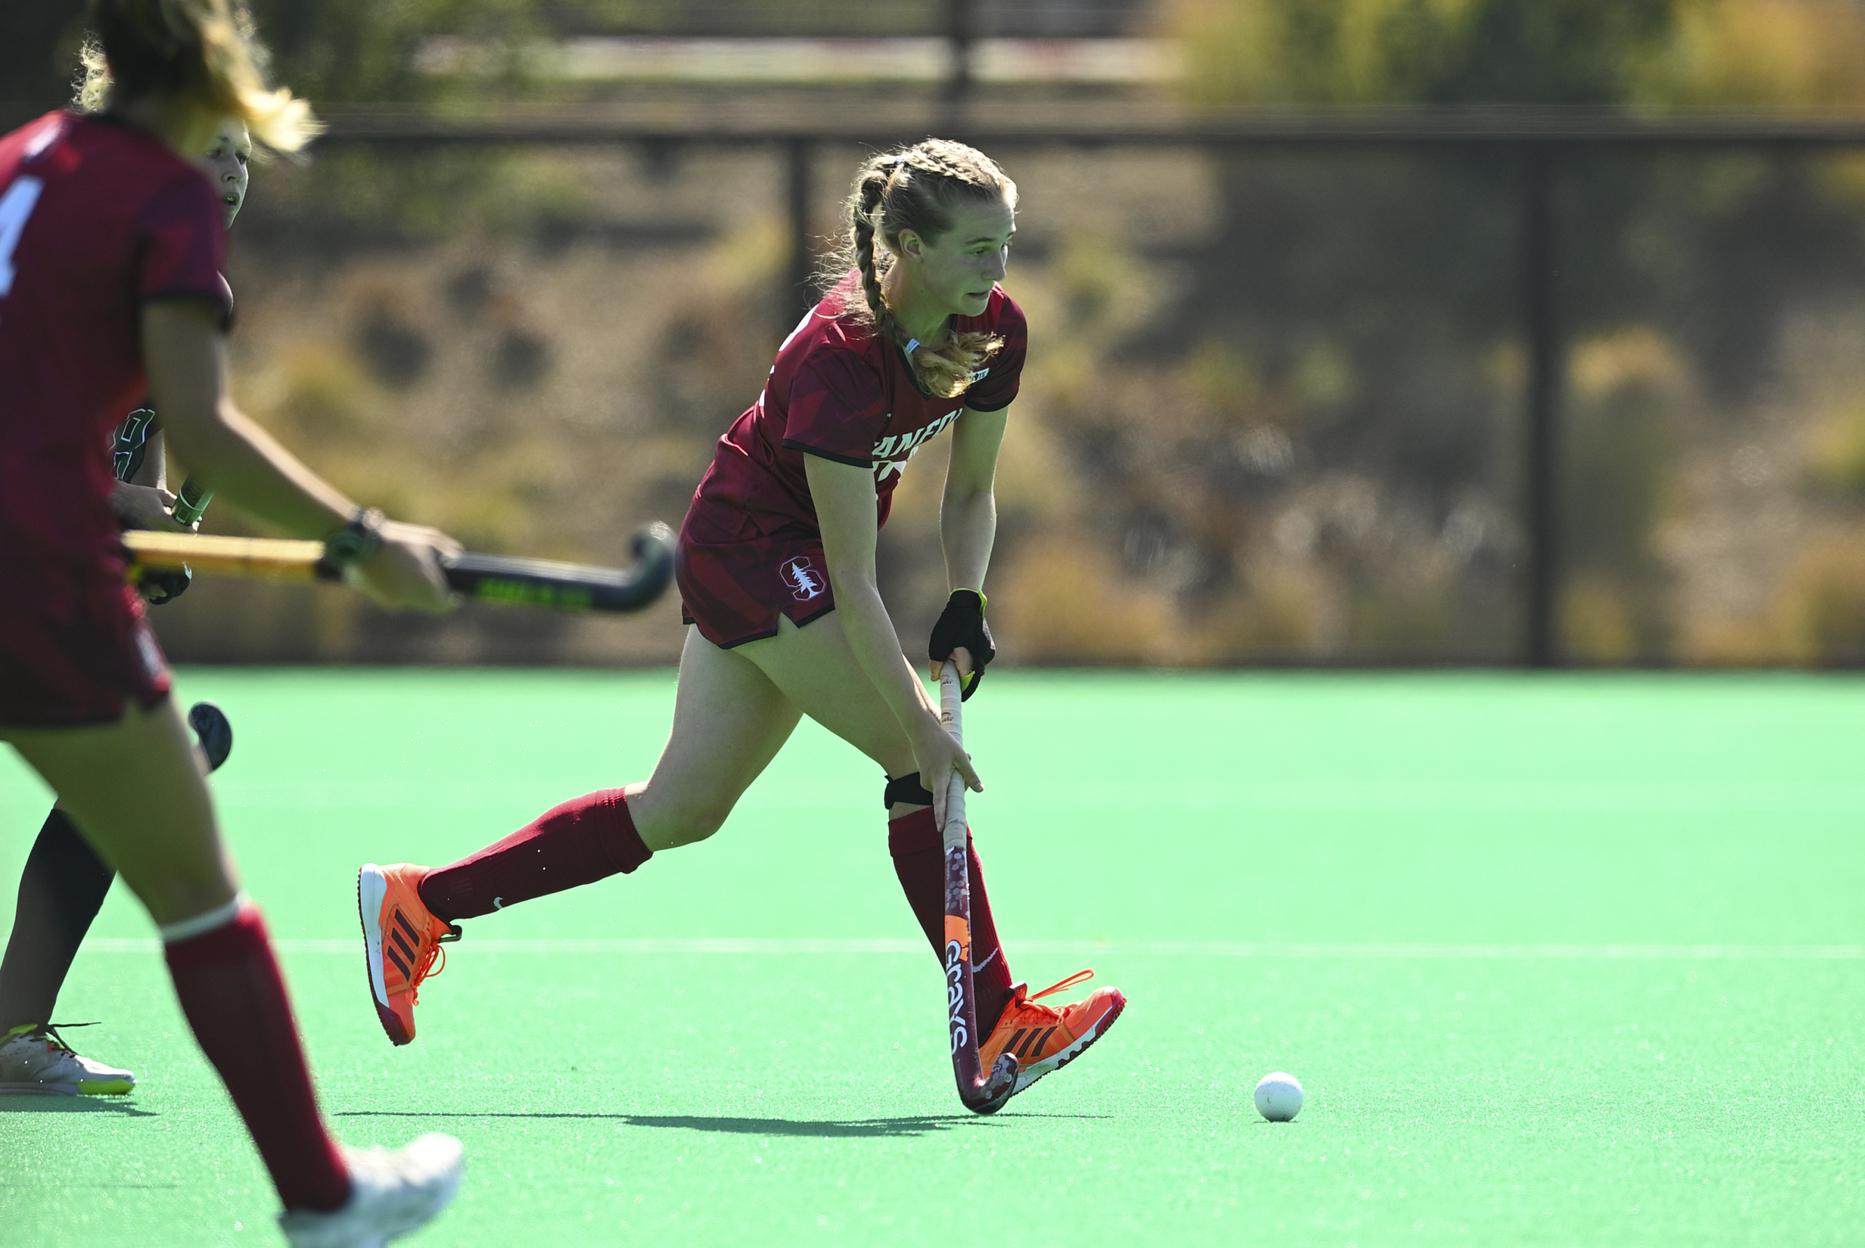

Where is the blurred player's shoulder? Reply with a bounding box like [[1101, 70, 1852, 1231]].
[[3, 109, 216, 248], [0, 110, 67, 163], [6, 110, 186, 182], [8, 120, 225, 348]]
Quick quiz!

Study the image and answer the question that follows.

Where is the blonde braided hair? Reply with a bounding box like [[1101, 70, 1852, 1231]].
[[820, 138, 1017, 400]]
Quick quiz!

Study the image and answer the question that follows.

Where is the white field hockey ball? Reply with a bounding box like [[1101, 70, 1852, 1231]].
[[1254, 1071, 1304, 1122]]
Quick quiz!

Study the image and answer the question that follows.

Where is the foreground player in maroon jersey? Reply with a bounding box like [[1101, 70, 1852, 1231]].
[[361, 138, 1125, 1105], [0, 76, 252, 1096], [0, 1, 463, 1242]]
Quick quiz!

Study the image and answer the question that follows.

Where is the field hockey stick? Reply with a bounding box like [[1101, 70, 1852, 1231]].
[[937, 663, 1019, 1115], [123, 522, 677, 613], [172, 476, 213, 526]]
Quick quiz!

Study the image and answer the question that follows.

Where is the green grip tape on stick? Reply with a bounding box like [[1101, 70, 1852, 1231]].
[[173, 477, 213, 526]]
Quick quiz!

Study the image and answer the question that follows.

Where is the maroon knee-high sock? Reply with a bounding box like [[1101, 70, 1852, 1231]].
[[162, 901, 350, 1213], [888, 807, 1014, 1029], [418, 788, 651, 922]]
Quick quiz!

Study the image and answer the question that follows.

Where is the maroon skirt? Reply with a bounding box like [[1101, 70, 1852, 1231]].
[[675, 504, 837, 649], [0, 565, 171, 728]]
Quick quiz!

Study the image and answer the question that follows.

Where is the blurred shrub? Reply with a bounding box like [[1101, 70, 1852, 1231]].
[[701, 219, 788, 293], [1181, 339, 1264, 433], [1181, 572, 1330, 663], [1562, 327, 1690, 580], [1818, 154, 1865, 213], [491, 325, 552, 391], [997, 534, 1179, 665], [1019, 337, 1101, 436], [1561, 574, 1642, 664], [347, 279, 434, 389], [1678, 615, 1782, 667], [1631, 0, 1865, 113], [1289, 340, 1355, 413], [652, 222, 787, 432], [1773, 530, 1865, 665], [1807, 400, 1865, 501], [247, 340, 384, 444], [1348, 576, 1463, 655], [1050, 232, 1148, 344], [1168, 0, 1865, 112], [547, 0, 948, 38], [251, 149, 596, 247], [252, 0, 540, 103], [989, 416, 1081, 529], [1168, 0, 1675, 108]]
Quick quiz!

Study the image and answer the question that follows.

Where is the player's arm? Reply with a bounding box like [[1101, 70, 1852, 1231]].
[[140, 300, 456, 609], [133, 428, 167, 490], [143, 303, 350, 534], [928, 406, 1006, 698], [941, 406, 1006, 592], [108, 426, 181, 529], [805, 453, 982, 794]]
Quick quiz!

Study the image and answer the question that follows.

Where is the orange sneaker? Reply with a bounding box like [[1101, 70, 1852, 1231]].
[[979, 969, 1126, 1098], [358, 864, 459, 1046]]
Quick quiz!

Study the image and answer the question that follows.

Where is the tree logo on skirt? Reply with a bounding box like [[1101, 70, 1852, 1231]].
[[780, 556, 826, 602]]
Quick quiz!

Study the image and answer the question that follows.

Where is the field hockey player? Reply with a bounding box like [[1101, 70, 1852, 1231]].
[[0, 61, 251, 1098], [359, 138, 1125, 1107], [0, 2, 465, 1241]]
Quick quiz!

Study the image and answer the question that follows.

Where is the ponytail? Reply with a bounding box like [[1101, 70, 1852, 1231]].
[[849, 161, 909, 358], [89, 0, 319, 155], [72, 37, 112, 112]]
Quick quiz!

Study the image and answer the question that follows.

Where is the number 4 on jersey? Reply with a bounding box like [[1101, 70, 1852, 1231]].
[[0, 176, 45, 298]]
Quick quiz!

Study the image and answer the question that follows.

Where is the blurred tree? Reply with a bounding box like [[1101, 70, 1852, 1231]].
[[251, 0, 539, 102], [1171, 0, 1677, 109], [1634, 0, 1865, 112], [1156, 0, 1865, 666], [0, 1, 540, 110], [1170, 0, 1865, 114]]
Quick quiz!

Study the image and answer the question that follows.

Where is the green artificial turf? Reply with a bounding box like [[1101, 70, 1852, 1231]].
[[2, 670, 1862, 1246]]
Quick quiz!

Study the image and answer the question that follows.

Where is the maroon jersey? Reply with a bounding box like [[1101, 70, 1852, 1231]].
[[683, 275, 1026, 547], [0, 111, 229, 580]]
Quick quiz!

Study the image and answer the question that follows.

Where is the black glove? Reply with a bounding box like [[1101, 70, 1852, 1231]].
[[119, 518, 192, 604], [138, 563, 192, 605], [928, 589, 995, 700]]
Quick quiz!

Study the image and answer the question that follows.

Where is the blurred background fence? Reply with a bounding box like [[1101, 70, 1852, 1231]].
[[5, 0, 1865, 669]]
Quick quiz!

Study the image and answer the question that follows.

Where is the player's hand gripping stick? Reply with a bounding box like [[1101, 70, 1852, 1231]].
[[937, 663, 1018, 1114]]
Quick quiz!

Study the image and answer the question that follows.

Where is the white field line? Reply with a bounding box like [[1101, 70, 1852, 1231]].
[[182, 777, 1865, 815], [77, 937, 1865, 960]]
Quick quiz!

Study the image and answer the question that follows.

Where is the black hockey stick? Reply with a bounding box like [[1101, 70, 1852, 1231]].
[[124, 522, 676, 614]]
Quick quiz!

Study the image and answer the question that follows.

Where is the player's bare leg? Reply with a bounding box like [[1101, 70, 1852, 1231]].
[[7, 701, 233, 927], [0, 700, 235, 1095], [737, 612, 1126, 1100], [625, 625, 804, 851], [4, 701, 463, 1228], [736, 614, 920, 788], [363, 624, 803, 1044]]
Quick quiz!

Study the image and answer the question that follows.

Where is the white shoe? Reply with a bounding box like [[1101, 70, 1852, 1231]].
[[0, 1022, 136, 1095], [279, 1132, 464, 1248]]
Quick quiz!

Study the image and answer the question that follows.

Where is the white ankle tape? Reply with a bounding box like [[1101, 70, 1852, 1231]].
[[158, 893, 250, 944]]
